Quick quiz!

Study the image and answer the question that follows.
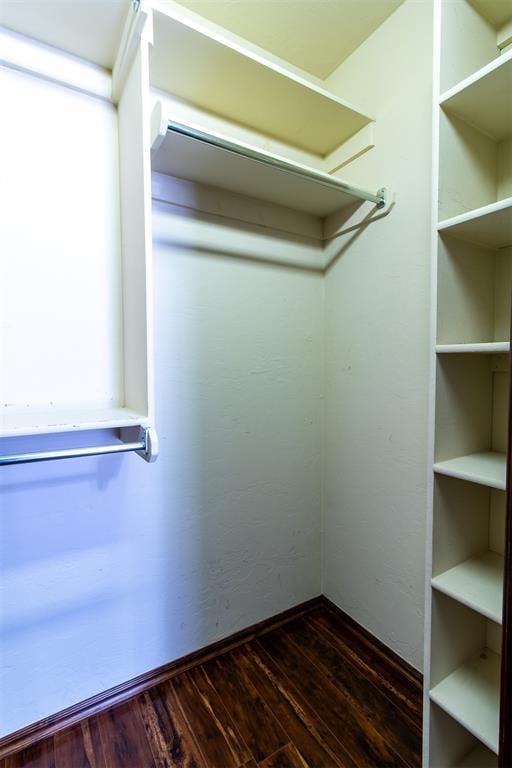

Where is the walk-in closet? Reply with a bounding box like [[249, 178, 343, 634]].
[[0, 0, 510, 766]]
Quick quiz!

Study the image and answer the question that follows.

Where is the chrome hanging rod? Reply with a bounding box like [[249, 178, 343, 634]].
[[0, 428, 150, 466], [166, 121, 387, 209]]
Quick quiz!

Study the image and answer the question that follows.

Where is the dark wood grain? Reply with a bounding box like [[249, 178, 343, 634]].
[[170, 671, 246, 768], [3, 738, 55, 768], [234, 647, 343, 768], [139, 683, 205, 768], [1, 603, 422, 768], [258, 745, 307, 768], [53, 724, 94, 768], [95, 699, 154, 767], [202, 652, 288, 763], [310, 605, 422, 728], [499, 305, 512, 768], [289, 616, 421, 765], [257, 628, 409, 768]]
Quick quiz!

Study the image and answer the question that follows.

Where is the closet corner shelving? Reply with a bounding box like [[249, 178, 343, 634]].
[[424, 0, 512, 765]]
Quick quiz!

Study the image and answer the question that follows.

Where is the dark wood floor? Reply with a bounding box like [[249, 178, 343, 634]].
[[1, 605, 422, 768]]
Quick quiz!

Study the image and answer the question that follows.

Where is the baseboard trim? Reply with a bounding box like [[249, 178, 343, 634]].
[[0, 596, 322, 759], [0, 594, 422, 759]]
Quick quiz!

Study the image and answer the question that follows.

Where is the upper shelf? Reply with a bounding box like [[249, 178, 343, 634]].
[[438, 197, 512, 249], [149, 5, 373, 155], [151, 105, 387, 218], [440, 49, 512, 142]]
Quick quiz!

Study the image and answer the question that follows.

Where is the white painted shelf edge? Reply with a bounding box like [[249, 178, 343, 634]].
[[436, 342, 510, 353], [431, 551, 504, 623], [433, 452, 506, 490], [439, 47, 512, 106], [150, 101, 389, 218], [430, 649, 500, 755], [0, 406, 149, 438], [437, 197, 512, 249]]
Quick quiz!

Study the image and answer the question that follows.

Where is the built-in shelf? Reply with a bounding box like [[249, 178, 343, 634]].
[[433, 452, 506, 490], [436, 342, 510, 354], [430, 649, 500, 754], [149, 4, 373, 156], [432, 552, 504, 623], [438, 198, 512, 250], [458, 742, 498, 768], [0, 406, 148, 439], [151, 106, 387, 217], [440, 49, 512, 142]]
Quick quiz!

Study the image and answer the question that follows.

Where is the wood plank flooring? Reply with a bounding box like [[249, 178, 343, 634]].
[[1, 604, 422, 768]]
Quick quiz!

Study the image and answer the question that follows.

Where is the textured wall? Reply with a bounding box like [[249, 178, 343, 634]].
[[0, 199, 323, 736], [322, 0, 433, 670]]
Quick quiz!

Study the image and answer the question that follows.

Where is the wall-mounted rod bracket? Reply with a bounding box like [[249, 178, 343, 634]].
[[0, 427, 158, 466]]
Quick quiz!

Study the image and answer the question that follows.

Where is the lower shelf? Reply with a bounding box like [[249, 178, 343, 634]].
[[0, 406, 148, 438], [430, 649, 500, 754], [432, 552, 504, 624], [433, 452, 506, 490], [458, 743, 497, 768]]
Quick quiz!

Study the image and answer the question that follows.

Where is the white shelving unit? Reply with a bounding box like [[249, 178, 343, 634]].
[[149, 2, 373, 156], [0, 3, 157, 460], [425, 1, 510, 764]]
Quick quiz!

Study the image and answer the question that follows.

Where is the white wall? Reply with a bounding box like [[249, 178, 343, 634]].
[[322, 0, 433, 670], [0, 197, 323, 736]]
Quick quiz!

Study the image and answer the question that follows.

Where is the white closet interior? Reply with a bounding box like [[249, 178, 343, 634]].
[[0, 0, 510, 764]]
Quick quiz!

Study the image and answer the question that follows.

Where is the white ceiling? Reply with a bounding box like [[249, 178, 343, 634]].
[[0, 0, 129, 69], [173, 0, 405, 79]]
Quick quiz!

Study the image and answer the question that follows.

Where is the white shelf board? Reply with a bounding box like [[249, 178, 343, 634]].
[[151, 119, 380, 217], [430, 649, 500, 754], [0, 406, 148, 438], [457, 743, 498, 768], [440, 49, 512, 141], [433, 452, 506, 490], [432, 552, 504, 623], [150, 5, 373, 155], [436, 342, 510, 354], [438, 198, 512, 249]]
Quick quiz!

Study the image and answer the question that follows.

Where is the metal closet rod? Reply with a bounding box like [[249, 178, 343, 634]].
[[0, 428, 148, 466], [167, 121, 386, 209]]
